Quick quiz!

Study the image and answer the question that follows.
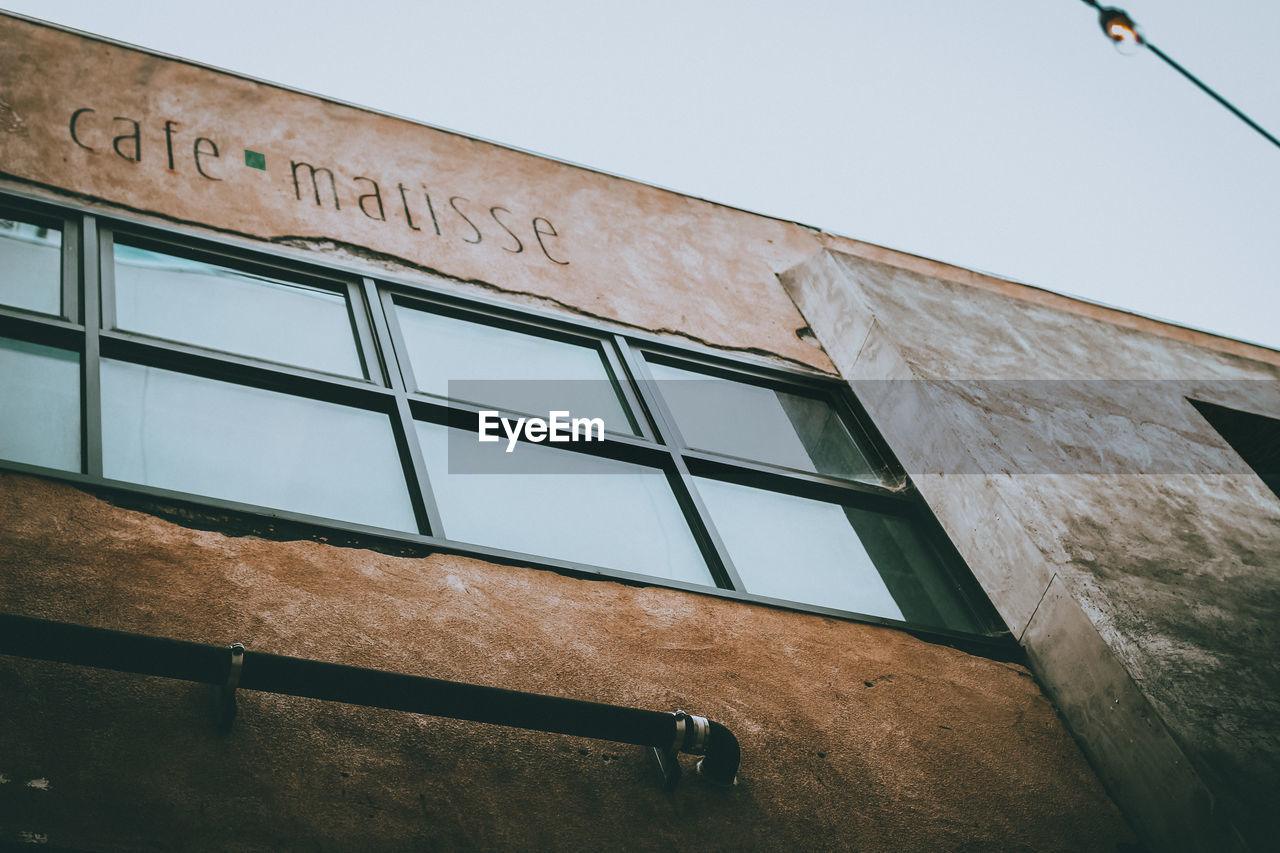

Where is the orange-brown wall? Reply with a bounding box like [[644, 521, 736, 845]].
[[0, 472, 1134, 851]]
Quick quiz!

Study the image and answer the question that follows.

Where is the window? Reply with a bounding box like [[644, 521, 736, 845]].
[[110, 239, 367, 379], [642, 356, 991, 632], [0, 192, 1004, 644], [1191, 399, 1280, 499], [646, 360, 883, 482], [0, 215, 64, 316], [102, 360, 416, 531], [693, 478, 985, 631], [0, 334, 80, 471], [392, 299, 638, 435], [416, 421, 710, 583]]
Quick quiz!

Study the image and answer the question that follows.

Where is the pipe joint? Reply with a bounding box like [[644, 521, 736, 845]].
[[670, 710, 738, 786], [672, 710, 710, 755]]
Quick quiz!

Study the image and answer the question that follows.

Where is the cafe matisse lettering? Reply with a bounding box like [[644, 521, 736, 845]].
[[67, 107, 569, 265]]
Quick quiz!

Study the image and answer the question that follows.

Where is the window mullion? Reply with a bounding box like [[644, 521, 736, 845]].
[[346, 279, 381, 384], [81, 214, 102, 478], [614, 335, 683, 449], [681, 450, 918, 515], [600, 337, 654, 441], [60, 215, 80, 325], [363, 277, 445, 538], [666, 464, 748, 593], [614, 335, 745, 592], [392, 395, 444, 538], [97, 226, 117, 332], [375, 288, 417, 393]]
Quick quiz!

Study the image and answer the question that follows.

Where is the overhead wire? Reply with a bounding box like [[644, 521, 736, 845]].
[[1075, 0, 1280, 150]]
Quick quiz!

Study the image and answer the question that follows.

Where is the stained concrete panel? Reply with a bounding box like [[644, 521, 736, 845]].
[[824, 251, 1280, 381], [1023, 574, 1242, 851], [782, 248, 1280, 852]]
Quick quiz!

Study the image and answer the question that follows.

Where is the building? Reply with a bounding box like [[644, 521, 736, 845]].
[[1, 11, 1276, 851]]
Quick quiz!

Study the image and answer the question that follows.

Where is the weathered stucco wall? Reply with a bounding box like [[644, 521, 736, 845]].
[[0, 473, 1134, 850], [0, 14, 829, 370], [782, 250, 1280, 852]]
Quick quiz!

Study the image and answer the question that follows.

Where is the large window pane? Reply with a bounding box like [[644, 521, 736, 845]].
[[417, 421, 710, 584], [113, 244, 364, 378], [396, 304, 636, 434], [0, 336, 79, 471], [0, 218, 62, 316], [102, 361, 415, 531], [649, 361, 883, 482], [694, 477, 982, 632]]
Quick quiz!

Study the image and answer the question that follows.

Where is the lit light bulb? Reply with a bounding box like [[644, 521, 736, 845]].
[[1098, 7, 1144, 55]]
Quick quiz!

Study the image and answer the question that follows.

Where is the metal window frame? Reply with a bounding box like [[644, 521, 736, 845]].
[[0, 187, 1014, 658], [104, 223, 378, 383], [0, 198, 74, 323], [385, 288, 651, 441]]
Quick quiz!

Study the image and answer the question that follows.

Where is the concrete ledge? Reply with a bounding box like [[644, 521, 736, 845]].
[[780, 248, 1267, 852], [1023, 575, 1245, 852]]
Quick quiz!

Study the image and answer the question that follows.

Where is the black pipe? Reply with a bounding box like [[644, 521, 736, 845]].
[[0, 612, 740, 783], [699, 721, 741, 786]]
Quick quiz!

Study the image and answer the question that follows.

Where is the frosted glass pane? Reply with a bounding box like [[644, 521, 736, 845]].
[[649, 362, 882, 482], [0, 219, 61, 316], [695, 478, 982, 632], [0, 336, 79, 471], [695, 477, 902, 620], [396, 305, 635, 434], [114, 244, 363, 377], [102, 361, 415, 531], [417, 421, 710, 584]]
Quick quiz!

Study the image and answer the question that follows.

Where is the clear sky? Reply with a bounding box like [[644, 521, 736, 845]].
[[6, 0, 1278, 348]]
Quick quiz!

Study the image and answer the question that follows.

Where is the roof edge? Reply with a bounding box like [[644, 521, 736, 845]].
[[5, 10, 1275, 367], [818, 232, 1280, 367]]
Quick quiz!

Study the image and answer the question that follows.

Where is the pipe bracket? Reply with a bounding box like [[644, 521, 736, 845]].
[[216, 642, 245, 733], [650, 710, 692, 791]]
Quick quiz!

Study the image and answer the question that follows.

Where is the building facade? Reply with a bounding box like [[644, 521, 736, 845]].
[[1, 12, 1276, 851]]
